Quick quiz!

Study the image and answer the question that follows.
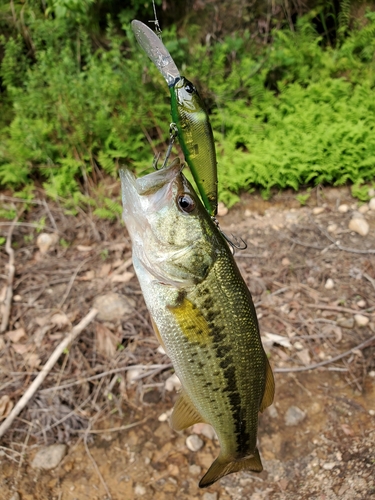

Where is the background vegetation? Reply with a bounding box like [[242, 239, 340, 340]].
[[0, 0, 375, 214]]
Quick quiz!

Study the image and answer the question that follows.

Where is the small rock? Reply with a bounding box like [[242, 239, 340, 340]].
[[322, 462, 336, 470], [281, 257, 290, 266], [324, 278, 334, 290], [267, 405, 279, 418], [9, 494, 20, 500], [327, 224, 338, 233], [186, 434, 204, 452], [36, 232, 58, 254], [217, 202, 228, 217], [93, 292, 134, 321], [357, 299, 366, 308], [126, 367, 144, 384], [312, 207, 324, 215], [337, 317, 354, 329], [293, 341, 303, 350], [31, 444, 67, 470], [165, 373, 181, 392], [338, 204, 349, 213], [244, 209, 252, 217], [284, 406, 306, 426], [369, 409, 375, 416], [168, 463, 180, 476], [369, 189, 375, 197], [189, 464, 202, 475], [191, 423, 217, 440], [354, 314, 369, 327], [157, 345, 166, 355], [309, 457, 320, 473], [203, 493, 218, 500], [369, 197, 375, 210], [134, 484, 146, 496], [349, 218, 369, 236], [369, 371, 375, 378], [158, 408, 172, 422], [358, 204, 369, 214]]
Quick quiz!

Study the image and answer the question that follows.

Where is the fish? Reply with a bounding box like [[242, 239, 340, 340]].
[[131, 20, 218, 217], [120, 159, 275, 488]]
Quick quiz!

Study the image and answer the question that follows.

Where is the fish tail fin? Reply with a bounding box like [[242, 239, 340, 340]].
[[199, 448, 263, 488]]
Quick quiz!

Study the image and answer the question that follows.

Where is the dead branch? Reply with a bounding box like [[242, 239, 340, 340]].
[[274, 334, 375, 373], [306, 303, 374, 317], [1, 212, 22, 333], [0, 308, 98, 439]]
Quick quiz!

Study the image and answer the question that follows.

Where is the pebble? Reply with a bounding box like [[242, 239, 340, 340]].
[[281, 257, 290, 266], [31, 444, 67, 470], [312, 207, 324, 215], [217, 202, 228, 217], [358, 204, 369, 214], [158, 409, 172, 422], [293, 341, 303, 350], [322, 462, 337, 470], [327, 224, 338, 233], [349, 218, 369, 236], [165, 373, 181, 392], [357, 299, 366, 308], [369, 371, 375, 378], [93, 292, 134, 321], [126, 367, 144, 384], [191, 423, 217, 440], [369, 197, 375, 210], [203, 493, 218, 500], [186, 434, 204, 452], [36, 233, 58, 254], [189, 464, 202, 475], [134, 484, 146, 496], [338, 204, 349, 213], [337, 317, 354, 329], [324, 278, 334, 290], [354, 314, 370, 327], [9, 494, 20, 500], [284, 406, 306, 426]]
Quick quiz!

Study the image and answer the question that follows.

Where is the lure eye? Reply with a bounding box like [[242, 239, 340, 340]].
[[177, 194, 196, 213], [185, 82, 195, 94]]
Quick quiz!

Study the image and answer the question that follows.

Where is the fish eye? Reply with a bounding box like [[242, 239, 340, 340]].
[[177, 194, 196, 213], [185, 82, 195, 94]]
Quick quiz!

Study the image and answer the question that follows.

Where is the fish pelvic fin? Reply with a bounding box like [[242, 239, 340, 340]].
[[170, 390, 206, 431], [199, 448, 263, 488], [259, 355, 275, 412]]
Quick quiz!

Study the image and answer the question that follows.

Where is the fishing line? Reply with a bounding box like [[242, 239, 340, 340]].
[[151, 0, 162, 38]]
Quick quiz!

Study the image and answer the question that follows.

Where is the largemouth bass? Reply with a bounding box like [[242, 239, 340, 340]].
[[131, 19, 218, 217], [120, 160, 274, 488]]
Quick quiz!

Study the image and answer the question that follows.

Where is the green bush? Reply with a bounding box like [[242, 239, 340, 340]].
[[0, 3, 374, 211]]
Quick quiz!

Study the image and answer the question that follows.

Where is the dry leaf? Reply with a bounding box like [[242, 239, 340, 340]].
[[77, 245, 93, 252], [0, 337, 5, 350], [95, 323, 119, 358], [296, 348, 311, 365], [80, 270, 95, 281], [6, 327, 26, 343], [0, 285, 7, 303], [50, 313, 70, 328], [111, 272, 134, 283], [321, 324, 342, 342], [0, 395, 14, 420], [262, 332, 292, 349], [99, 263, 112, 278], [35, 316, 50, 327], [24, 352, 41, 368], [12, 343, 31, 354], [341, 424, 354, 436]]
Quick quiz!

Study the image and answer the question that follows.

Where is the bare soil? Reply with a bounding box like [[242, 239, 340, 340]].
[[0, 185, 374, 500]]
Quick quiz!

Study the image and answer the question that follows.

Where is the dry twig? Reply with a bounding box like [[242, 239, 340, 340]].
[[0, 308, 98, 439], [274, 334, 375, 373], [1, 211, 23, 333]]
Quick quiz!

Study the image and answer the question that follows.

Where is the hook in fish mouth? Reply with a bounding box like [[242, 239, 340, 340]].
[[211, 217, 247, 254]]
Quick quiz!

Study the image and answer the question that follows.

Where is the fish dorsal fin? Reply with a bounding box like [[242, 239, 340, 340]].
[[259, 355, 275, 412], [170, 390, 206, 431], [150, 315, 167, 352], [199, 448, 263, 488]]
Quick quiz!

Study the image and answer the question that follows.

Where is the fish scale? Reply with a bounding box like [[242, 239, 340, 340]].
[[120, 161, 274, 487]]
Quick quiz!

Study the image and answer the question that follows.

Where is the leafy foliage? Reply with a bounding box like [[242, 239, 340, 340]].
[[0, 1, 374, 211]]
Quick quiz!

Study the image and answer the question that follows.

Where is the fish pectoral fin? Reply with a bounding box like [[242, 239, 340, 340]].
[[150, 316, 167, 352], [170, 390, 206, 431], [259, 355, 275, 412], [199, 448, 263, 488]]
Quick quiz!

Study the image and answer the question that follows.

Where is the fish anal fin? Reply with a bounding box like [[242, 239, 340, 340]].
[[150, 316, 167, 352], [170, 390, 206, 431], [199, 448, 263, 488], [259, 355, 275, 412]]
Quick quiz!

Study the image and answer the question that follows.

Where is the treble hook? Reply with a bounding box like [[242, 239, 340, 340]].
[[150, 0, 162, 38], [212, 217, 247, 254], [160, 123, 178, 170]]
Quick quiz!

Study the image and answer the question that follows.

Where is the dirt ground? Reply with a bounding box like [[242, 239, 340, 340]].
[[0, 184, 375, 500]]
